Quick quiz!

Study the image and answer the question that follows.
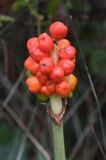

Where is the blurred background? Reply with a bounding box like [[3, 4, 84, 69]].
[[0, 0, 106, 160]]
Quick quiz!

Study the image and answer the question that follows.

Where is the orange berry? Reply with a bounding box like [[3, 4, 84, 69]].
[[64, 74, 78, 91], [58, 39, 70, 50], [24, 56, 39, 74], [26, 76, 41, 93]]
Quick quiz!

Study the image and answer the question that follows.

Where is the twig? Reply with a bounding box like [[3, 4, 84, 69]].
[[68, 95, 106, 160], [0, 102, 51, 160], [0, 39, 9, 76], [90, 125, 106, 159], [16, 108, 37, 160], [0, 73, 21, 99], [68, 126, 90, 160], [70, 17, 106, 150], [64, 88, 90, 123], [0, 73, 33, 114], [71, 113, 82, 139], [1, 69, 25, 106]]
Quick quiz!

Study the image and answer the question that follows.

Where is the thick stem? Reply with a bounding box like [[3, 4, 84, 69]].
[[52, 122, 66, 160], [50, 95, 66, 160]]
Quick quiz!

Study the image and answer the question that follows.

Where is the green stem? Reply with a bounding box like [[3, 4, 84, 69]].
[[50, 95, 66, 160], [52, 122, 66, 160]]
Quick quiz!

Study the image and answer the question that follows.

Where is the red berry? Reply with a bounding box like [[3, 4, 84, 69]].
[[38, 33, 54, 53], [58, 39, 70, 50], [40, 57, 54, 75], [58, 59, 74, 76], [30, 48, 47, 62], [24, 56, 39, 74], [46, 80, 56, 93], [36, 71, 49, 85], [41, 85, 50, 96], [27, 37, 39, 53], [50, 66, 64, 83], [49, 21, 68, 40], [56, 80, 70, 97], [58, 46, 76, 59], [26, 76, 41, 93]]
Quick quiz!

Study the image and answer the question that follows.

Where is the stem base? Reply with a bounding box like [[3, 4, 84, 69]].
[[47, 106, 66, 125]]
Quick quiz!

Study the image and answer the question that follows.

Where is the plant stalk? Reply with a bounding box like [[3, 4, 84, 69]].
[[52, 122, 66, 160], [50, 94, 66, 160]]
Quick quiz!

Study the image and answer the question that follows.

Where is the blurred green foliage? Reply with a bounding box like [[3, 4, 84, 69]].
[[46, 0, 60, 16], [0, 121, 13, 144], [91, 48, 106, 74], [11, 0, 30, 12]]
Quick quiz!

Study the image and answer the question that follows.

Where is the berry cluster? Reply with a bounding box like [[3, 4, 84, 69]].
[[24, 21, 77, 99]]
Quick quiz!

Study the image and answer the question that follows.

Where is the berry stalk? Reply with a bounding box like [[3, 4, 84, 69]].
[[50, 95, 66, 160], [50, 39, 66, 160], [52, 122, 66, 160]]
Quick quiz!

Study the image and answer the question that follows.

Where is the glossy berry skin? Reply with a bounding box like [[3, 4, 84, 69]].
[[64, 74, 78, 91], [41, 85, 50, 96], [58, 46, 76, 60], [27, 37, 39, 53], [24, 22, 77, 97], [24, 56, 39, 74], [56, 80, 70, 97], [58, 59, 74, 76], [38, 33, 54, 53], [46, 80, 56, 93], [50, 66, 64, 83], [29, 48, 47, 62], [58, 39, 70, 50], [49, 21, 68, 40], [26, 76, 41, 93], [36, 71, 49, 85], [40, 57, 54, 75]]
